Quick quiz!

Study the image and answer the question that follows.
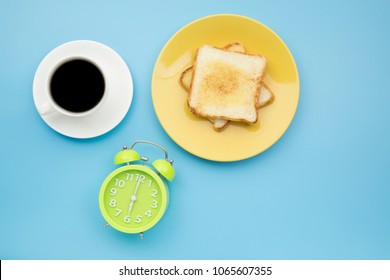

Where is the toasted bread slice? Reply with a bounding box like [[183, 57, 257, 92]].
[[258, 83, 274, 107], [180, 66, 194, 91], [222, 42, 246, 53], [188, 45, 266, 124], [180, 43, 273, 131]]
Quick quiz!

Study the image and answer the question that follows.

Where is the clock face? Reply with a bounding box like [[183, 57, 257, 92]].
[[99, 165, 168, 233]]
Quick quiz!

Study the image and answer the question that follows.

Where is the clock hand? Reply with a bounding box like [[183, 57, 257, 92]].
[[127, 179, 142, 215], [127, 199, 135, 216]]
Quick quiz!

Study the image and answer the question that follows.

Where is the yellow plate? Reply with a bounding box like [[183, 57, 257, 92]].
[[152, 14, 300, 162]]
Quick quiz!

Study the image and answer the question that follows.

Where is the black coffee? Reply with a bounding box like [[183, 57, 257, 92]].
[[50, 59, 105, 113]]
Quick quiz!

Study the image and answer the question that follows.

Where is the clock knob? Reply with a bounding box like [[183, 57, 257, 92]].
[[152, 159, 175, 182], [114, 148, 140, 164]]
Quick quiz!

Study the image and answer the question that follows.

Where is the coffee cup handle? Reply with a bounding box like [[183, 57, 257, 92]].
[[38, 102, 56, 116]]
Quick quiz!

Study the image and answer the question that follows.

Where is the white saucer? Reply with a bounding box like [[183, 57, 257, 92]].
[[33, 40, 133, 138]]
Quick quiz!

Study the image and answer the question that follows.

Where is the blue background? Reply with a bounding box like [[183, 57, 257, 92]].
[[1, 0, 389, 260]]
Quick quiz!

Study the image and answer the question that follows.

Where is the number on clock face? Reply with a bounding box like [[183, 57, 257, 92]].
[[104, 170, 162, 230]]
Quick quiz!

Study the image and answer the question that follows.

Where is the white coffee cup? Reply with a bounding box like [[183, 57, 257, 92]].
[[33, 40, 133, 139], [37, 56, 107, 118]]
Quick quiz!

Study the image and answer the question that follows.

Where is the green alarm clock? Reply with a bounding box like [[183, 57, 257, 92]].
[[99, 140, 175, 238]]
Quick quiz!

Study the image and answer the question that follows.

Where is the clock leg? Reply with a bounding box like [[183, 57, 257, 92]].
[[139, 232, 144, 239]]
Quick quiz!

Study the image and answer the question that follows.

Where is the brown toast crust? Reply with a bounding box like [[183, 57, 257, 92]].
[[179, 66, 193, 91], [260, 83, 275, 107]]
